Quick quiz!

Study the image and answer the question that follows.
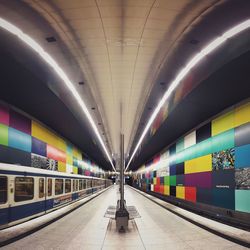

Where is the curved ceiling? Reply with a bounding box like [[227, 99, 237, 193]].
[[0, 0, 249, 170]]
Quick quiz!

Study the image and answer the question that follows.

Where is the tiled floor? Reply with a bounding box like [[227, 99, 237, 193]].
[[2, 185, 248, 250]]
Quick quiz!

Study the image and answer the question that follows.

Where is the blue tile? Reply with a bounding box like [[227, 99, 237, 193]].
[[32, 137, 46, 156], [235, 144, 250, 168], [8, 127, 31, 152]]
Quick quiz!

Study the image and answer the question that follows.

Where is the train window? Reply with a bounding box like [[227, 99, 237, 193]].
[[73, 179, 76, 191], [0, 176, 7, 204], [65, 179, 71, 193], [55, 179, 63, 195], [79, 180, 83, 190], [15, 177, 34, 202], [83, 180, 86, 189], [39, 178, 45, 198], [48, 178, 52, 196], [76, 180, 79, 191]]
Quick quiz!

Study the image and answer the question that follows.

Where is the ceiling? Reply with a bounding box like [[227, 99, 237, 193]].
[[0, 0, 249, 170]]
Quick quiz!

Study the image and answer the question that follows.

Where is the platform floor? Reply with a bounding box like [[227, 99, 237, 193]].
[[2, 185, 248, 250]]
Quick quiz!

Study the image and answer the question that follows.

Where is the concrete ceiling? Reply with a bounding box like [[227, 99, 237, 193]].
[[0, 0, 219, 159], [0, 0, 249, 170]]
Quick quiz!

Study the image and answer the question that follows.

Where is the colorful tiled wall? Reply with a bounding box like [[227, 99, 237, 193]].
[[136, 101, 250, 214], [0, 102, 105, 177]]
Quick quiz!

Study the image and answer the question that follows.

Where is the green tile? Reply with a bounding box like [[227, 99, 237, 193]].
[[211, 129, 235, 153], [169, 175, 176, 186], [0, 124, 8, 146], [164, 176, 169, 185], [235, 190, 250, 213]]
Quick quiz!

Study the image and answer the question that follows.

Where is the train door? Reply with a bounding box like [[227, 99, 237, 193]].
[[45, 178, 53, 211], [38, 177, 46, 213], [0, 176, 8, 227]]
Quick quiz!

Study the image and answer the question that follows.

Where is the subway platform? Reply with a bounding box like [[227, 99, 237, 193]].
[[1, 185, 249, 250]]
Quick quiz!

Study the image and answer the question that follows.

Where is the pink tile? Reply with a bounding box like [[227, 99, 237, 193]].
[[0, 104, 9, 126]]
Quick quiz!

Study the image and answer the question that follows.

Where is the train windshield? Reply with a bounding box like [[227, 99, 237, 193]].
[[0, 176, 7, 204]]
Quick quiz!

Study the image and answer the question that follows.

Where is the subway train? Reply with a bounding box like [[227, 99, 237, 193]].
[[0, 163, 112, 229]]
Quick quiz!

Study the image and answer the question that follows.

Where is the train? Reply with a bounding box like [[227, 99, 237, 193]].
[[0, 163, 113, 229]]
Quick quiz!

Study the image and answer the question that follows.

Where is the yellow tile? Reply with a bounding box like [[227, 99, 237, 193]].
[[185, 154, 212, 174], [176, 186, 185, 199], [58, 161, 66, 172], [212, 110, 234, 136], [73, 147, 82, 159], [164, 185, 169, 196], [235, 102, 250, 127], [73, 166, 78, 174], [66, 154, 73, 165], [57, 138, 67, 152], [153, 178, 157, 185], [32, 121, 66, 151]]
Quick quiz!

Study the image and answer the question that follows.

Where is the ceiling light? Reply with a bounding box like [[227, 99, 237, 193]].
[[0, 17, 116, 172], [125, 19, 250, 172]]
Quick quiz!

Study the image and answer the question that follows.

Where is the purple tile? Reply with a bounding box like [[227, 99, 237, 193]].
[[9, 110, 31, 135], [185, 172, 212, 188]]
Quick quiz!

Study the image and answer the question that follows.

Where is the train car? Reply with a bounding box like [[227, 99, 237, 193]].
[[0, 163, 112, 229]]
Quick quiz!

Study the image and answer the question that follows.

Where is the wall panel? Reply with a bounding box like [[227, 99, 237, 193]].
[[235, 144, 250, 168], [0, 124, 8, 146], [0, 104, 9, 126], [212, 110, 234, 136], [136, 101, 250, 217], [8, 127, 31, 152]]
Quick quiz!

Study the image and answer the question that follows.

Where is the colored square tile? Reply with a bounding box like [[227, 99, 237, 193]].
[[235, 190, 250, 213], [235, 144, 250, 168], [170, 186, 176, 196], [197, 188, 212, 205], [0, 124, 8, 146], [9, 110, 31, 135], [184, 131, 196, 149], [212, 169, 235, 189], [212, 110, 234, 136], [196, 123, 211, 143], [176, 138, 184, 153], [185, 187, 196, 202], [212, 188, 235, 210], [164, 185, 169, 195], [176, 186, 185, 199], [0, 104, 9, 126], [235, 123, 250, 147], [32, 137, 46, 157], [164, 176, 169, 185], [8, 127, 31, 152], [169, 175, 176, 186], [234, 102, 250, 128]]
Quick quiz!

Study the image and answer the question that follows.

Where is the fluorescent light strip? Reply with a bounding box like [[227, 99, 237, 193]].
[[0, 18, 116, 172], [126, 19, 250, 172]]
